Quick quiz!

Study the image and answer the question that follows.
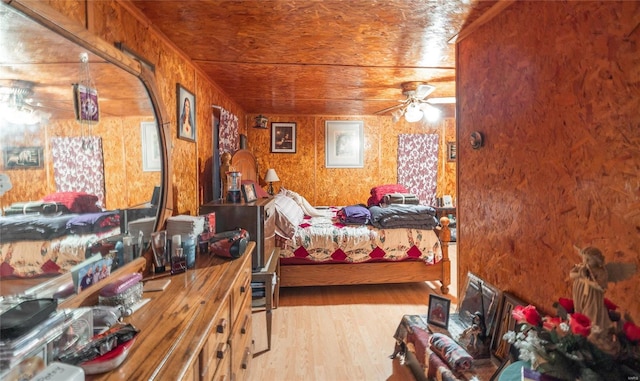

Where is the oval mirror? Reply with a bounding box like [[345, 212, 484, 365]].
[[0, 2, 171, 302]]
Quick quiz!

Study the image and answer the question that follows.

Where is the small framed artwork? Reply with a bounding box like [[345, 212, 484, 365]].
[[490, 292, 527, 362], [271, 122, 296, 153], [141, 122, 161, 172], [73, 84, 100, 123], [241, 183, 257, 203], [177, 84, 196, 142], [3, 146, 43, 169], [325, 120, 364, 168], [427, 294, 451, 329], [447, 142, 456, 162]]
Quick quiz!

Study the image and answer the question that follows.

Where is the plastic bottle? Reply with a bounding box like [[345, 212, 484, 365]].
[[123, 235, 133, 264]]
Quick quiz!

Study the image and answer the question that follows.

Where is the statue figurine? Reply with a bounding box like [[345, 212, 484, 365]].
[[570, 246, 636, 350], [220, 152, 232, 200]]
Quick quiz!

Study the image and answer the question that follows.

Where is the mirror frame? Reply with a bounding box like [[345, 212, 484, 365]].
[[3, 0, 174, 308]]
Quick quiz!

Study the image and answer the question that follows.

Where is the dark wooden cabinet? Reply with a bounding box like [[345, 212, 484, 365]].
[[199, 198, 275, 271]]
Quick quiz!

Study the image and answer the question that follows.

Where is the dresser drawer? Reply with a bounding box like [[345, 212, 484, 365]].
[[230, 294, 252, 381], [200, 299, 231, 381], [231, 262, 251, 322], [210, 350, 230, 381]]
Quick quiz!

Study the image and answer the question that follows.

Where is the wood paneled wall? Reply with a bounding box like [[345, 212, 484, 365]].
[[245, 115, 456, 206], [0, 116, 157, 211], [457, 1, 640, 318]]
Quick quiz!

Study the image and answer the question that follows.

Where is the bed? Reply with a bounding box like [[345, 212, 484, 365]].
[[0, 192, 121, 280], [230, 150, 451, 294]]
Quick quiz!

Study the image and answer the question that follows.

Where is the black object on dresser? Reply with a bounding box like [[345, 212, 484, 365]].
[[199, 198, 276, 271]]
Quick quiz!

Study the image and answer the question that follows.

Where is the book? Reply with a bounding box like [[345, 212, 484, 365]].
[[142, 278, 171, 292]]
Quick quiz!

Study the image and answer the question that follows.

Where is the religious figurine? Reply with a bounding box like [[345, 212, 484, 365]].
[[570, 246, 636, 352], [220, 152, 232, 200]]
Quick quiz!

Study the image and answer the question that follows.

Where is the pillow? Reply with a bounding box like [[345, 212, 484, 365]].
[[367, 184, 409, 206], [280, 188, 325, 217], [241, 180, 270, 198], [42, 192, 101, 213], [273, 193, 305, 239]]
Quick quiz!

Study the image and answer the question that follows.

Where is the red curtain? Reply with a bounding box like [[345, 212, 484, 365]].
[[397, 134, 439, 206]]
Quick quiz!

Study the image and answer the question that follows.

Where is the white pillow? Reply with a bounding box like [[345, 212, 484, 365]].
[[280, 188, 325, 217], [273, 193, 305, 238]]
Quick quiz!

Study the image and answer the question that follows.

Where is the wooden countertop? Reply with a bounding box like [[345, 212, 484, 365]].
[[87, 242, 255, 380]]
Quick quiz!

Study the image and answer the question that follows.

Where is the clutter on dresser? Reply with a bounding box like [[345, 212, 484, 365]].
[[428, 272, 502, 360], [166, 215, 205, 269], [98, 272, 147, 316], [0, 301, 93, 380]]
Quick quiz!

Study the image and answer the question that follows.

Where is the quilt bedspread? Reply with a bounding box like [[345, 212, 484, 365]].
[[279, 208, 442, 264]]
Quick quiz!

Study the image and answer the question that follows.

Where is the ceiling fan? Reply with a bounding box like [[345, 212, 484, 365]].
[[375, 81, 456, 123]]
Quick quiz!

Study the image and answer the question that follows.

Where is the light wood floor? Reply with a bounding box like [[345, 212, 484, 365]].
[[247, 244, 458, 381]]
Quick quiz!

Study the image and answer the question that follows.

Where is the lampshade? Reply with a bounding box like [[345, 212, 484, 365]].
[[404, 103, 423, 123], [264, 168, 280, 182]]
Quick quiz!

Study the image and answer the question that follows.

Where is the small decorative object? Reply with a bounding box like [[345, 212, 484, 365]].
[[241, 183, 257, 203], [447, 141, 456, 161], [428, 294, 451, 329], [501, 246, 639, 380], [225, 171, 242, 203], [74, 84, 100, 123], [176, 84, 196, 142], [254, 114, 268, 129], [271, 122, 296, 153], [325, 120, 364, 168], [470, 131, 483, 149], [264, 168, 280, 195], [2, 146, 43, 169]]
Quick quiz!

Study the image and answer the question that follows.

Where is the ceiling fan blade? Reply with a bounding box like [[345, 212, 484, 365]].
[[426, 97, 456, 104], [374, 99, 409, 115], [415, 84, 435, 99]]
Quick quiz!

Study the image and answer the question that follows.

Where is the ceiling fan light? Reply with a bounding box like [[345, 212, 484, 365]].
[[404, 103, 423, 123], [422, 104, 441, 122]]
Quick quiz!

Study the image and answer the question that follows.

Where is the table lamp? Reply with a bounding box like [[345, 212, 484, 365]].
[[264, 168, 280, 195]]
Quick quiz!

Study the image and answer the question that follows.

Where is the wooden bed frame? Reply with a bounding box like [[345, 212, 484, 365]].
[[230, 149, 452, 294]]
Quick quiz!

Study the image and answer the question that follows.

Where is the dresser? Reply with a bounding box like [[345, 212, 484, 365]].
[[199, 198, 276, 271], [85, 242, 255, 380]]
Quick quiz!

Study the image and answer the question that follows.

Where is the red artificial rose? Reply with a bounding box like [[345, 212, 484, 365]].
[[543, 316, 563, 331], [512, 305, 542, 326], [623, 321, 640, 342], [569, 313, 592, 337], [558, 298, 575, 313], [604, 298, 618, 311]]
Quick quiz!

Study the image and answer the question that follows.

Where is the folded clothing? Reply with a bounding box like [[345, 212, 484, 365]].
[[336, 204, 370, 225], [382, 193, 420, 205], [367, 184, 409, 206], [429, 332, 473, 372]]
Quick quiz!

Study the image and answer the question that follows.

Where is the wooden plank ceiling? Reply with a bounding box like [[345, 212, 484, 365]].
[[131, 0, 499, 116]]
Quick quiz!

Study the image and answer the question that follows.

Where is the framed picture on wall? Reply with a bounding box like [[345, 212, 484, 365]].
[[2, 146, 43, 169], [176, 84, 196, 142], [141, 122, 161, 172], [447, 142, 456, 161], [325, 120, 364, 168], [271, 122, 296, 153]]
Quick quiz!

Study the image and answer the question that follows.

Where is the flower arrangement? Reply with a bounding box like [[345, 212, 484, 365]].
[[503, 298, 640, 381]]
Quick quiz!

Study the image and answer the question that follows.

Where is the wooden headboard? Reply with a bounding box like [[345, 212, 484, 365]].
[[231, 149, 259, 183]]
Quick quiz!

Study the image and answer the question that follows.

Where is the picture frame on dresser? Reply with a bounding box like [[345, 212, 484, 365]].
[[490, 292, 527, 362], [427, 294, 451, 329], [242, 183, 257, 203]]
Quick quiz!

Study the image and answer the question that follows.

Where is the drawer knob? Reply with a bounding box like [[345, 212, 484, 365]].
[[217, 318, 228, 333], [216, 342, 228, 359]]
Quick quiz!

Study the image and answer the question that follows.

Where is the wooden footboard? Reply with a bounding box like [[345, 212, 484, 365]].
[[280, 217, 451, 294]]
